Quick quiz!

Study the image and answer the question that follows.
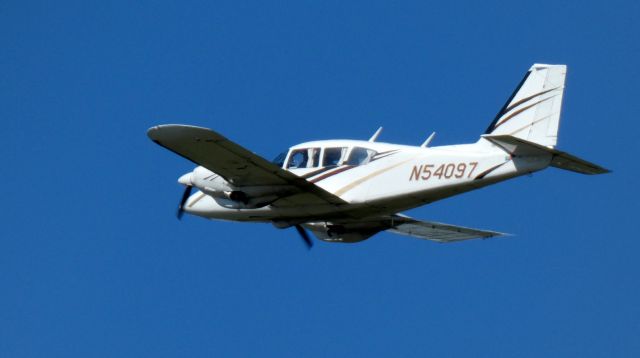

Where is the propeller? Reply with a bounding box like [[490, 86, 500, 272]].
[[294, 225, 314, 249], [176, 185, 193, 220]]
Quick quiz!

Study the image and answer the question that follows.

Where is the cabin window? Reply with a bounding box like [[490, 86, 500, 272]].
[[287, 148, 320, 169], [346, 147, 377, 166], [323, 147, 348, 167]]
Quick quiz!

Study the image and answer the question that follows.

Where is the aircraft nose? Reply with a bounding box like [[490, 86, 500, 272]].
[[178, 172, 193, 186]]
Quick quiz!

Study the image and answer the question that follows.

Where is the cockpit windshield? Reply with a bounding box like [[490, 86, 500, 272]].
[[272, 151, 287, 168], [287, 148, 320, 169]]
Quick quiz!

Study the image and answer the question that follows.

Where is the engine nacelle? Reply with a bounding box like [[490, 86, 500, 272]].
[[190, 166, 235, 199], [187, 166, 296, 209]]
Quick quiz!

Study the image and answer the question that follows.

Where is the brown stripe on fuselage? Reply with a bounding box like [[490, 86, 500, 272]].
[[334, 157, 417, 196], [310, 165, 356, 183], [370, 150, 400, 162], [372, 149, 398, 158], [474, 161, 510, 180], [301, 167, 333, 179]]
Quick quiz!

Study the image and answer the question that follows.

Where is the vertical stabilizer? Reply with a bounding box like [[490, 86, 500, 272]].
[[485, 64, 566, 148]]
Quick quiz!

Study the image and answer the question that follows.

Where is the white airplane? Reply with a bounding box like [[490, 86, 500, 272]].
[[148, 64, 609, 248]]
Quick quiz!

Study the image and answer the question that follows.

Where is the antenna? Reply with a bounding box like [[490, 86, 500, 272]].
[[421, 132, 436, 148], [368, 127, 383, 142]]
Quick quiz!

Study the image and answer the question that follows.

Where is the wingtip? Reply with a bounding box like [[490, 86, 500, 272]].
[[146, 124, 188, 141], [487, 231, 514, 239], [147, 124, 212, 137], [146, 125, 160, 140]]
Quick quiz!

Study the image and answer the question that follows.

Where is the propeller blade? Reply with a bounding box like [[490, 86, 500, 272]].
[[177, 185, 193, 220], [294, 225, 313, 249]]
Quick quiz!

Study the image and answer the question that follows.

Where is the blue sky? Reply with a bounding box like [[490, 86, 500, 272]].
[[2, 0, 639, 356]]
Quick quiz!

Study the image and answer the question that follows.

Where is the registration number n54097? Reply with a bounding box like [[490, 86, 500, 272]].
[[409, 162, 478, 181]]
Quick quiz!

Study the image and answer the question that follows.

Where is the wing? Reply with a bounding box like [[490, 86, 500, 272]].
[[147, 124, 346, 206], [305, 214, 507, 243]]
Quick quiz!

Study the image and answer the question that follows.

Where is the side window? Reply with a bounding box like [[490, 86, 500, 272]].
[[346, 147, 377, 166], [323, 147, 348, 167], [287, 148, 320, 169]]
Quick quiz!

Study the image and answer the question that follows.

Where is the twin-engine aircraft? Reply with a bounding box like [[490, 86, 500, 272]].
[[148, 64, 609, 248]]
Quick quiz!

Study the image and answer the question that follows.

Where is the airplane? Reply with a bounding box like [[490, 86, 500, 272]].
[[148, 64, 609, 248]]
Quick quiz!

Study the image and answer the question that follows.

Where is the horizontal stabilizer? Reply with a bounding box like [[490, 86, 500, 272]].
[[484, 134, 610, 175], [549, 151, 610, 175]]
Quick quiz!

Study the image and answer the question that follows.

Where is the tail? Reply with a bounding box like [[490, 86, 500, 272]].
[[485, 64, 566, 148], [483, 64, 610, 175]]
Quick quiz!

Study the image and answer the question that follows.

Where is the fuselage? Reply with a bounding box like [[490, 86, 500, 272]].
[[182, 137, 551, 223]]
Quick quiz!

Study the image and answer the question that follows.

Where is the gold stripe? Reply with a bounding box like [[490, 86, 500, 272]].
[[187, 192, 207, 208], [334, 158, 416, 197], [310, 165, 356, 183]]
